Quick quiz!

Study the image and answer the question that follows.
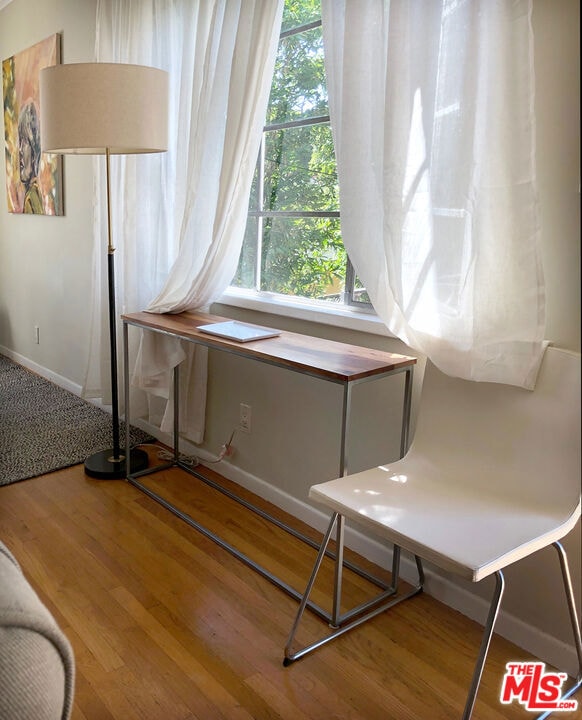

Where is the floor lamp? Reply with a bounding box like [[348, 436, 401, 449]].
[[40, 62, 168, 479]]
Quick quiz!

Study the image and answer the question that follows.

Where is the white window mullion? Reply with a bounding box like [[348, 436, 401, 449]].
[[255, 133, 266, 292]]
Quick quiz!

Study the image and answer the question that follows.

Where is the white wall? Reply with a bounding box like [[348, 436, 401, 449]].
[[0, 0, 97, 388], [1, 0, 580, 676]]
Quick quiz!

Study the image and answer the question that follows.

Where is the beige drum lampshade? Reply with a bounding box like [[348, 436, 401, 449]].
[[40, 62, 168, 155]]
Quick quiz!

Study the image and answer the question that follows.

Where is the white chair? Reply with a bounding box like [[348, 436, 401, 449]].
[[284, 346, 581, 720]]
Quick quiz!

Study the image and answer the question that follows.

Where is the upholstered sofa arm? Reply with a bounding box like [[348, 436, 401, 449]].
[[0, 540, 75, 720]]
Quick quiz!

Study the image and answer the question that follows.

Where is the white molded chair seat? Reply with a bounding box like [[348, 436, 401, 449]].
[[310, 457, 579, 584], [284, 346, 581, 720]]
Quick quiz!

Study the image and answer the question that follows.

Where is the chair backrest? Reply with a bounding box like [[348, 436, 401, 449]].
[[409, 346, 581, 515]]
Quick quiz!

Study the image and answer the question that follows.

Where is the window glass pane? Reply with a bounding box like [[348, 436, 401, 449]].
[[353, 277, 371, 305], [232, 216, 258, 290], [260, 216, 345, 300], [267, 26, 327, 125], [247, 160, 259, 211], [243, 162, 260, 212], [264, 125, 338, 212], [281, 0, 321, 34]]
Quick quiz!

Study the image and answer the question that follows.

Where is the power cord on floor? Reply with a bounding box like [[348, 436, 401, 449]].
[[157, 449, 199, 467], [134, 430, 237, 467], [131, 442, 199, 468]]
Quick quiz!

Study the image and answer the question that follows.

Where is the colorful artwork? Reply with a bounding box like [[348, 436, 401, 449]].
[[2, 34, 62, 215]]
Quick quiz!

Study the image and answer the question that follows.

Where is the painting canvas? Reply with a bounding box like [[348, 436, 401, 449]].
[[3, 34, 62, 215]]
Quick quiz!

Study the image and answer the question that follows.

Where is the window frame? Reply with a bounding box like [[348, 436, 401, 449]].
[[228, 14, 374, 315]]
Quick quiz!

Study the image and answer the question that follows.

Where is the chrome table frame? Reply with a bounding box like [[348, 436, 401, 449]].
[[122, 312, 416, 620]]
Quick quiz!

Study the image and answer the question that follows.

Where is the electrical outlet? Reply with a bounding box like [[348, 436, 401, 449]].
[[34, 326, 40, 344], [239, 403, 251, 433]]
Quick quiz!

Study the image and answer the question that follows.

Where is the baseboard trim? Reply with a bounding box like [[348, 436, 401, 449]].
[[0, 346, 82, 396]]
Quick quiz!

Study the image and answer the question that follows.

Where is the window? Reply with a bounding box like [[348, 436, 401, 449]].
[[230, 0, 371, 310]]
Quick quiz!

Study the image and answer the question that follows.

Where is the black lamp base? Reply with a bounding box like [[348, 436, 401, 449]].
[[84, 447, 149, 480]]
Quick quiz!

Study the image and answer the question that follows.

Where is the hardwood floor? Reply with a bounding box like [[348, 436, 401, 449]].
[[0, 450, 577, 719]]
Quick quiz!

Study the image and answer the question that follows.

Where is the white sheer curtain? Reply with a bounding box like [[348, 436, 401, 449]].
[[322, 0, 546, 388], [85, 0, 283, 442]]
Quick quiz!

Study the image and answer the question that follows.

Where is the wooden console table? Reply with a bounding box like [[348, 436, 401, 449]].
[[122, 310, 416, 618]]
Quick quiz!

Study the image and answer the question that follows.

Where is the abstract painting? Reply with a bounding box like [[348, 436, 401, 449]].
[[2, 34, 62, 215]]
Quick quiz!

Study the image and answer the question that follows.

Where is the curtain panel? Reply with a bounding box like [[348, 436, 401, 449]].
[[85, 0, 283, 442], [322, 0, 546, 388]]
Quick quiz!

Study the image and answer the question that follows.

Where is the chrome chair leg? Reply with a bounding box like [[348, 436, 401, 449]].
[[331, 514, 345, 627], [283, 513, 424, 665], [553, 541, 582, 682], [533, 542, 582, 720], [462, 570, 505, 720], [285, 536, 581, 720], [284, 512, 340, 665], [535, 542, 582, 720]]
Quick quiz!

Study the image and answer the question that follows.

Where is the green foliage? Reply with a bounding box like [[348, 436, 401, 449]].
[[233, 0, 346, 301], [267, 27, 327, 126], [281, 0, 321, 32], [261, 216, 344, 298]]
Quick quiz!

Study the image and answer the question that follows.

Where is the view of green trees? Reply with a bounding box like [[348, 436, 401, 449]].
[[232, 0, 346, 301]]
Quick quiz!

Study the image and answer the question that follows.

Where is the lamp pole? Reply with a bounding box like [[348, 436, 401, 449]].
[[84, 147, 148, 479], [39, 62, 169, 480], [105, 148, 122, 463]]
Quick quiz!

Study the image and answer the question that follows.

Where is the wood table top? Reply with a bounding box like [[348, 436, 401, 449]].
[[122, 310, 416, 383]]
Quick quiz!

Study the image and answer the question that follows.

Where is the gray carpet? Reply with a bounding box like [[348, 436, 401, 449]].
[[0, 354, 153, 486]]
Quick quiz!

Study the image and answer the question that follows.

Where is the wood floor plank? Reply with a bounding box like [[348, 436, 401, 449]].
[[1, 456, 578, 720]]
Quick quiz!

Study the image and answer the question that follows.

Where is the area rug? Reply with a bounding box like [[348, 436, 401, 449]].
[[0, 354, 153, 486]]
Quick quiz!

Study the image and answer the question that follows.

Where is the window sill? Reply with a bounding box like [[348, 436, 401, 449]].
[[216, 287, 393, 338]]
